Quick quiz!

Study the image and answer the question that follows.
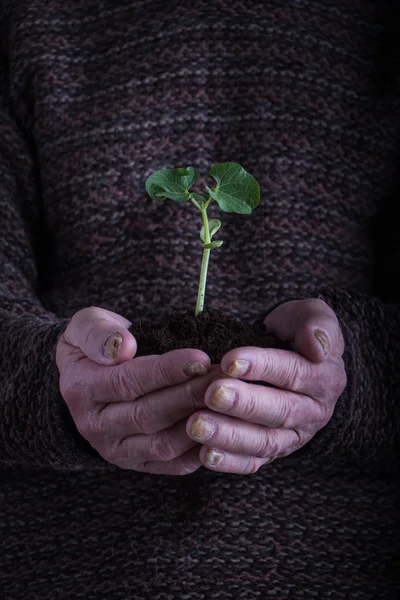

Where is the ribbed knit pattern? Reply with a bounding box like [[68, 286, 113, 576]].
[[0, 1, 399, 598]]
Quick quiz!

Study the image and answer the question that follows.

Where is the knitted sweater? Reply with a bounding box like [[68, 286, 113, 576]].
[[0, 1, 399, 598]]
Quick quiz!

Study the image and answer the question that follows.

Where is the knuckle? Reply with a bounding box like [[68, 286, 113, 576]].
[[312, 380, 327, 402], [287, 359, 311, 392], [126, 367, 147, 398], [276, 393, 295, 428], [107, 437, 141, 466], [112, 363, 144, 400], [108, 365, 126, 398], [184, 379, 205, 410], [304, 399, 332, 436], [256, 354, 273, 381], [224, 427, 243, 452], [132, 462, 152, 472], [243, 457, 262, 475], [148, 433, 176, 461], [128, 460, 152, 473], [157, 354, 174, 387], [255, 431, 281, 459], [241, 391, 258, 420], [314, 358, 347, 406], [175, 461, 198, 476], [129, 402, 153, 434], [292, 427, 308, 448]]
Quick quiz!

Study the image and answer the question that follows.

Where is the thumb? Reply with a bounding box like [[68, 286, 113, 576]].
[[57, 306, 137, 368], [263, 298, 344, 363]]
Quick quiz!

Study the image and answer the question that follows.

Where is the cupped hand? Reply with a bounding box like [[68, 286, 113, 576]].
[[186, 298, 347, 474], [56, 307, 218, 475]]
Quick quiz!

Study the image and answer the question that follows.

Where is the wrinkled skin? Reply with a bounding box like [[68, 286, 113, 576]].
[[56, 306, 217, 475], [56, 299, 347, 476], [186, 298, 347, 474]]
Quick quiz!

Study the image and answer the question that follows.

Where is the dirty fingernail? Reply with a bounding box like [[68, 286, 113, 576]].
[[228, 359, 250, 377], [314, 329, 330, 355], [183, 361, 208, 376], [205, 448, 224, 467], [103, 332, 123, 359], [210, 386, 236, 410], [190, 417, 215, 440]]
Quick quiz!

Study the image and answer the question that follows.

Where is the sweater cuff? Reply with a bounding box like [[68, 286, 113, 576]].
[[1, 316, 115, 471]]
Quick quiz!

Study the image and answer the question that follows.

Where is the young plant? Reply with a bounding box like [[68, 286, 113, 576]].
[[145, 162, 260, 316]]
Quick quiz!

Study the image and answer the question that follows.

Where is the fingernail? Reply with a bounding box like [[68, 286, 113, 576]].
[[190, 417, 215, 440], [228, 359, 250, 377], [314, 329, 330, 355], [205, 448, 224, 467], [103, 332, 123, 359], [210, 386, 236, 410], [183, 361, 208, 376]]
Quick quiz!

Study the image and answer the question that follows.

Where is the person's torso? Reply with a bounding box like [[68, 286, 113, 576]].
[[4, 0, 398, 321]]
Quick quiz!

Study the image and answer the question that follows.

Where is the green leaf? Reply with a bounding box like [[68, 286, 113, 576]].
[[191, 192, 209, 203], [202, 240, 223, 249], [209, 219, 222, 238], [206, 162, 260, 214], [145, 166, 200, 202], [200, 219, 221, 242]]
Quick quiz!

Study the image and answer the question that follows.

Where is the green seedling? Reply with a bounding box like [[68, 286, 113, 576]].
[[145, 162, 260, 316]]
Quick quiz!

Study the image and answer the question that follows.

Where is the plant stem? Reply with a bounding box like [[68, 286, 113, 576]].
[[195, 204, 211, 317]]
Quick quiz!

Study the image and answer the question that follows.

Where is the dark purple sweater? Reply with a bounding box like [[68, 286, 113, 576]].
[[0, 1, 399, 598]]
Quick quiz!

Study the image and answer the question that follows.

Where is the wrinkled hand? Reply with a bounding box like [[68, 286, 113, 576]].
[[186, 298, 347, 474], [56, 307, 217, 475]]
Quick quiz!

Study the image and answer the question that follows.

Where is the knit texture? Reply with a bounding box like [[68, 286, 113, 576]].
[[0, 0, 399, 598]]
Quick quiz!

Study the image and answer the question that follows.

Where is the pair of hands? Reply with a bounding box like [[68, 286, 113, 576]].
[[56, 300, 347, 475]]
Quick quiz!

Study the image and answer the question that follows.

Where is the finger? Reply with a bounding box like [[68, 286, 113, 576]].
[[187, 412, 299, 458], [63, 351, 216, 419], [98, 367, 220, 436], [91, 351, 216, 405], [199, 447, 269, 475], [57, 306, 137, 369], [263, 298, 345, 362], [203, 379, 326, 430], [220, 346, 323, 396], [112, 419, 197, 465], [129, 446, 202, 476], [220, 347, 346, 402]]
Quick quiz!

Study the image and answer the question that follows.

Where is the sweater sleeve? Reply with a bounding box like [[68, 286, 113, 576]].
[[262, 286, 400, 467], [0, 79, 111, 472]]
